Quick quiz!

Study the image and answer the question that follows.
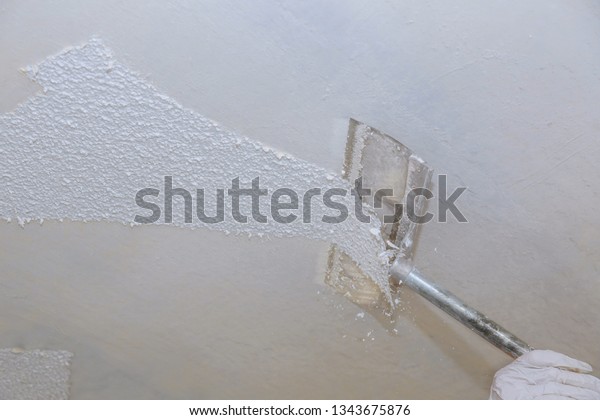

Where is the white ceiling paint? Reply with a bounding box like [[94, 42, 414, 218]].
[[1, 0, 599, 398]]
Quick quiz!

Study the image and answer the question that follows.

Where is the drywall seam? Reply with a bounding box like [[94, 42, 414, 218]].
[[0, 38, 392, 300]]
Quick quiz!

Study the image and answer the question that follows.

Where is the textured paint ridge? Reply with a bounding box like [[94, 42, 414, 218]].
[[0, 39, 392, 300]]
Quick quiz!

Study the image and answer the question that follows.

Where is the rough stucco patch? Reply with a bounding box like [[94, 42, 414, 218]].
[[0, 38, 393, 300], [0, 349, 73, 399]]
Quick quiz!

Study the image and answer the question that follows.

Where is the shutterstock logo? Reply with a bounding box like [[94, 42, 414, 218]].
[[133, 175, 466, 225]]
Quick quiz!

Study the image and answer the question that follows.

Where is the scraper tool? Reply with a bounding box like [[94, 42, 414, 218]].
[[326, 119, 532, 358]]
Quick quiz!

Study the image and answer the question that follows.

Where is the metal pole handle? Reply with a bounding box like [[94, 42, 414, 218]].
[[390, 259, 532, 358]]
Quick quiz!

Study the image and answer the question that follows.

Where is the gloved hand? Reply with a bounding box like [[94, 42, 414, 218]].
[[491, 349, 600, 400]]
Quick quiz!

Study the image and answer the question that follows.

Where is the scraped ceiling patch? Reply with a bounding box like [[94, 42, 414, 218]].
[[0, 38, 392, 300]]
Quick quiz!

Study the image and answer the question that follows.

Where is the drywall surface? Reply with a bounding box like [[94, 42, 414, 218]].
[[1, 0, 599, 399]]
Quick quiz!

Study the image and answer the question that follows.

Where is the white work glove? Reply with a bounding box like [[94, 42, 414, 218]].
[[491, 349, 600, 400]]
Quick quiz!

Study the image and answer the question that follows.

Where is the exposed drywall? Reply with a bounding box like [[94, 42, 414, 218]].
[[1, 0, 599, 399]]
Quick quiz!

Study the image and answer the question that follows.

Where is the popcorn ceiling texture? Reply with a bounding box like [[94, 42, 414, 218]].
[[0, 39, 392, 299], [0, 349, 73, 399]]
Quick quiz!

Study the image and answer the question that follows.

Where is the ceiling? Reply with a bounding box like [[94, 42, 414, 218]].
[[1, 0, 599, 398]]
